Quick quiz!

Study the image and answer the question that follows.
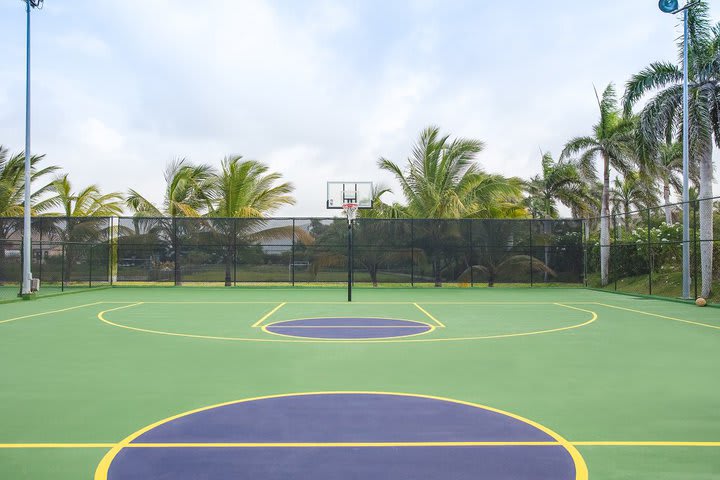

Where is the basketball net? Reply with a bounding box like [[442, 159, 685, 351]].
[[342, 203, 359, 224]]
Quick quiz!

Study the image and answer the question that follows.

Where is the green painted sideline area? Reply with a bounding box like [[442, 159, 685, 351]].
[[0, 287, 718, 479]]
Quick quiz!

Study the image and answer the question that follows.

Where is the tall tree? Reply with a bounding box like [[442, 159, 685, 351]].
[[126, 158, 214, 217], [623, 1, 719, 297], [209, 156, 294, 218], [378, 126, 523, 286], [609, 171, 658, 230], [378, 126, 521, 219], [40, 174, 124, 217], [39, 175, 123, 283], [526, 151, 591, 281], [561, 84, 635, 286], [0, 146, 58, 217], [525, 151, 590, 219], [208, 156, 296, 286]]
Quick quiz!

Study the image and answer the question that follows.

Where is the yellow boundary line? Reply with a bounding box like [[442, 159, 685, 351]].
[[97, 305, 596, 343], [414, 303, 445, 327], [93, 391, 588, 480], [595, 303, 720, 331], [0, 302, 103, 325], [3, 440, 719, 449], [98, 301, 598, 305], [251, 302, 286, 328]]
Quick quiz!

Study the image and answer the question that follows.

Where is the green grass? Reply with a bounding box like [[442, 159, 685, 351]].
[[588, 270, 719, 303], [0, 287, 718, 479]]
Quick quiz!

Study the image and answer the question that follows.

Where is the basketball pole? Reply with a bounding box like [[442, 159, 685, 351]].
[[347, 219, 353, 302]]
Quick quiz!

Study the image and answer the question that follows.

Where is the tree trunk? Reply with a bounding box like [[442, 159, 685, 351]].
[[698, 142, 714, 298], [600, 154, 611, 286], [663, 180, 672, 225], [624, 201, 630, 231]]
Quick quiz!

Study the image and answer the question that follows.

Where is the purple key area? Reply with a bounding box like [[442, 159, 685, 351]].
[[265, 317, 432, 339], [106, 393, 579, 480]]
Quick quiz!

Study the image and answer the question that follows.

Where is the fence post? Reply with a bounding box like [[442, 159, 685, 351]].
[[233, 218, 237, 287], [647, 206, 652, 296], [173, 218, 179, 286], [291, 219, 296, 287], [89, 244, 93, 289], [529, 219, 534, 287], [693, 199, 698, 299], [469, 221, 474, 287], [410, 219, 415, 287], [613, 214, 618, 291], [108, 217, 113, 286], [61, 243, 65, 292], [582, 219, 588, 287]]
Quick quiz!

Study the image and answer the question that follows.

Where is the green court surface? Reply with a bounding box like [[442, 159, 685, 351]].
[[0, 287, 718, 479]]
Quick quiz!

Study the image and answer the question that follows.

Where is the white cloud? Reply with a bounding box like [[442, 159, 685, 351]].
[[0, 0, 718, 218]]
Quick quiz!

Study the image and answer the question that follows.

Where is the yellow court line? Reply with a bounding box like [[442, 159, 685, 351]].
[[252, 302, 287, 328], [0, 443, 115, 449], [414, 303, 445, 327], [4, 440, 720, 449], [93, 391, 588, 480], [596, 303, 720, 331], [572, 441, 720, 447], [125, 441, 561, 448], [0, 301, 104, 325]]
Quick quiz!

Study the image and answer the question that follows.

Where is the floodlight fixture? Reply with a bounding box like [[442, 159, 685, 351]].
[[658, 0, 678, 13]]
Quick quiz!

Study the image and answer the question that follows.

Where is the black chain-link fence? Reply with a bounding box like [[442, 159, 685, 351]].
[[586, 196, 720, 305], [3, 204, 717, 305], [0, 217, 111, 302], [0, 215, 586, 296]]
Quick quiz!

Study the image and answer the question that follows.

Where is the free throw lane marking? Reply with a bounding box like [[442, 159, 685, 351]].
[[414, 303, 445, 327], [0, 301, 104, 325], [252, 302, 286, 328]]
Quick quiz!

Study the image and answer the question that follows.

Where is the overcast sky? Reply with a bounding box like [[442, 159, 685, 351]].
[[1, 0, 718, 217]]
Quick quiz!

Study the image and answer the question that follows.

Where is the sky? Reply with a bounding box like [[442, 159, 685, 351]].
[[1, 0, 719, 218]]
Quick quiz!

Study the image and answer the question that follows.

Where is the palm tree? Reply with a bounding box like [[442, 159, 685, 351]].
[[0, 145, 58, 247], [378, 125, 521, 219], [208, 156, 297, 286], [561, 84, 635, 286], [209, 156, 295, 218], [126, 158, 214, 217], [525, 151, 590, 219], [609, 171, 659, 231], [526, 151, 591, 281], [623, 1, 719, 297], [654, 141, 685, 224], [39, 175, 123, 284], [378, 126, 522, 286], [0, 146, 58, 280]]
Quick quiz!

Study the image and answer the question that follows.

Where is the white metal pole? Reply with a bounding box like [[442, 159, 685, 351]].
[[22, 0, 32, 295], [681, 7, 690, 299]]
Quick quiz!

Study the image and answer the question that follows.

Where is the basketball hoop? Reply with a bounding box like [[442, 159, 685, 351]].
[[342, 203, 359, 224]]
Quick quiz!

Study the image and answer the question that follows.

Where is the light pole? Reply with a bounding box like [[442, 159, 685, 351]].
[[658, 0, 697, 299], [20, 0, 43, 296]]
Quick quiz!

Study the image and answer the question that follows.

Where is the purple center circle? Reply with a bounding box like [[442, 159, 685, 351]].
[[103, 393, 581, 480], [265, 318, 433, 339]]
